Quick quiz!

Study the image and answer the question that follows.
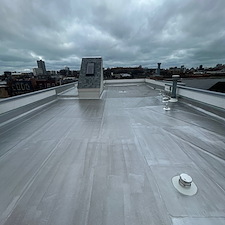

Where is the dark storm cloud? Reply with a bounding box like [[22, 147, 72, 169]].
[[0, 0, 225, 73]]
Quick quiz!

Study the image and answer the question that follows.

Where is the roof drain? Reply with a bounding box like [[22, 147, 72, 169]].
[[172, 173, 197, 196]]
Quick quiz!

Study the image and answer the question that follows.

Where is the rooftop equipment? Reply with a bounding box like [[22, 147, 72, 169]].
[[170, 75, 180, 102], [172, 173, 198, 196]]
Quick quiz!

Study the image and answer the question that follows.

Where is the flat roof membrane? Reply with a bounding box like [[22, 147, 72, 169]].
[[0, 83, 224, 225]]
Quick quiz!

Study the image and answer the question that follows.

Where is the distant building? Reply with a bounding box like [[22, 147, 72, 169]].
[[64, 67, 70, 76], [50, 71, 56, 75], [157, 63, 161, 75], [37, 60, 46, 75], [199, 65, 204, 70], [169, 67, 182, 75], [11, 72, 22, 78], [4, 71, 12, 76], [181, 65, 187, 73], [33, 68, 43, 76]]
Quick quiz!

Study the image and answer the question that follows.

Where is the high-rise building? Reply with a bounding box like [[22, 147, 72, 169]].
[[37, 60, 46, 75]]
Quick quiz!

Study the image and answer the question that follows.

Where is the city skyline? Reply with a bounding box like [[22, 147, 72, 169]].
[[0, 0, 225, 74], [1, 60, 224, 75]]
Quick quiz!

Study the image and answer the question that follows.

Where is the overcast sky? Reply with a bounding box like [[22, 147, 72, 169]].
[[0, 0, 225, 73]]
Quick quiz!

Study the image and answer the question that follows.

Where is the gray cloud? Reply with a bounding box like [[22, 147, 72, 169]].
[[0, 0, 225, 73]]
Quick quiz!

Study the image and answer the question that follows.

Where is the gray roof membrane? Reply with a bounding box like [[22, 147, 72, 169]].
[[0, 83, 224, 225]]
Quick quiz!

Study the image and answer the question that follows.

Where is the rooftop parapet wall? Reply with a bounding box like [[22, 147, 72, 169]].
[[163, 82, 225, 110], [0, 83, 76, 124], [0, 79, 224, 124], [177, 85, 225, 110]]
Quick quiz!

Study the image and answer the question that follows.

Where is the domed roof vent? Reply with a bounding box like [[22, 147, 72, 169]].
[[172, 173, 198, 196]]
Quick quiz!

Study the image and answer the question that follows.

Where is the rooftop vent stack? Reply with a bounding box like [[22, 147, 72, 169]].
[[157, 63, 161, 75], [170, 75, 180, 102]]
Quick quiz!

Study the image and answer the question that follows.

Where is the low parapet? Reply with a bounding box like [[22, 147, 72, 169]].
[[0, 82, 76, 125]]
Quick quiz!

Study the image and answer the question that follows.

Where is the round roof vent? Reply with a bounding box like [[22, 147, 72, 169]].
[[172, 173, 197, 196]]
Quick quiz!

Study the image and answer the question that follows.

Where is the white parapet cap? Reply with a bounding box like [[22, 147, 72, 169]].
[[172, 75, 180, 78]]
